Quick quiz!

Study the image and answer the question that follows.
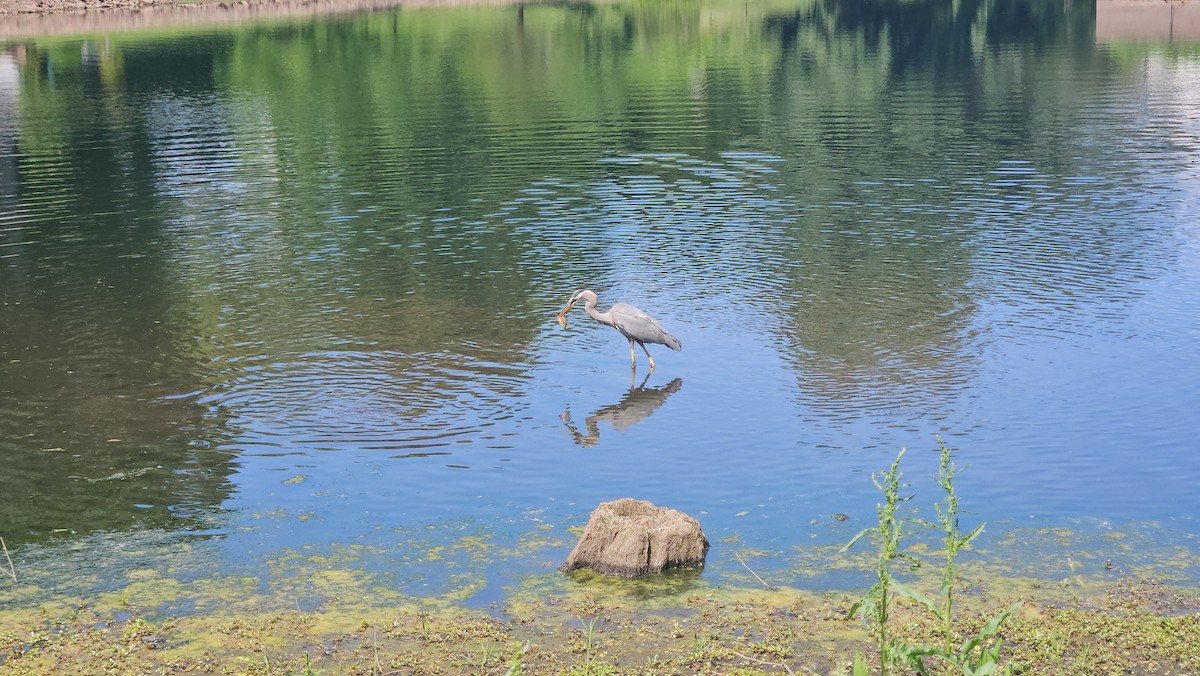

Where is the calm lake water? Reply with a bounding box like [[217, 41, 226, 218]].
[[1, 0, 1199, 609]]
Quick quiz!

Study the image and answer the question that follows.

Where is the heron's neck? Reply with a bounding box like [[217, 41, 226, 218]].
[[584, 301, 612, 326]]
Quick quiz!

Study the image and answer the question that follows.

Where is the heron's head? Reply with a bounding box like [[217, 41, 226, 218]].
[[568, 289, 596, 305], [556, 289, 594, 327]]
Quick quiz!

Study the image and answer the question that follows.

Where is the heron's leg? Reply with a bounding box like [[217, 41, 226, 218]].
[[636, 369, 651, 390], [627, 338, 638, 370], [639, 342, 656, 372]]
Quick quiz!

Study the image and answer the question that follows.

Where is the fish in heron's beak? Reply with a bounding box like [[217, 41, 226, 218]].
[[556, 300, 575, 328]]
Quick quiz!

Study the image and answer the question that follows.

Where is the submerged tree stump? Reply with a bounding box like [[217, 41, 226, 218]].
[[562, 498, 709, 578]]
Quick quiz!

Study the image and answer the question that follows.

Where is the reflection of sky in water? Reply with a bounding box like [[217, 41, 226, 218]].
[[3, 14, 1200, 607]]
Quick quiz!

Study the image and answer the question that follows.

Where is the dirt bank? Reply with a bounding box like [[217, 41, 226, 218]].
[[1097, 0, 1200, 42]]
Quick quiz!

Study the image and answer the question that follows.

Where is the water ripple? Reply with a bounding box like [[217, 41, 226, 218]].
[[199, 350, 531, 455]]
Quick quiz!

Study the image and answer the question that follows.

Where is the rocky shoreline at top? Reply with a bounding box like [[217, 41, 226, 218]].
[[0, 0, 520, 39]]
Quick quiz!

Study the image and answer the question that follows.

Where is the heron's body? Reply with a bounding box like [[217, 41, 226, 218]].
[[557, 289, 681, 371]]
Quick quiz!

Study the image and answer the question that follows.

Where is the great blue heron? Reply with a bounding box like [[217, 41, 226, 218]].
[[555, 289, 682, 371]]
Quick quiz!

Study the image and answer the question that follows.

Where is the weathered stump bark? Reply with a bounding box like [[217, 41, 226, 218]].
[[562, 498, 709, 578]]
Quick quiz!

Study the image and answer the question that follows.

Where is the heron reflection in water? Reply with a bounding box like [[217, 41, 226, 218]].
[[561, 376, 683, 447], [555, 289, 682, 372]]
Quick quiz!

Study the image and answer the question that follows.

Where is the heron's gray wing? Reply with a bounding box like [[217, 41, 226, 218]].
[[609, 303, 682, 350]]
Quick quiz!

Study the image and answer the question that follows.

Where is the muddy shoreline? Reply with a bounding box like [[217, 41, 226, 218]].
[[1, 574, 1198, 673]]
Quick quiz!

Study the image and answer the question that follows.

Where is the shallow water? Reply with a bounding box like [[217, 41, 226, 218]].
[[1, 0, 1199, 607]]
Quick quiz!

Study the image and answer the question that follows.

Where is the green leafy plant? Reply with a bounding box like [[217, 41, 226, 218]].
[[476, 640, 493, 675], [566, 615, 617, 676], [894, 437, 1022, 674], [842, 449, 917, 674], [504, 641, 530, 676], [845, 441, 1022, 675], [930, 434, 978, 655]]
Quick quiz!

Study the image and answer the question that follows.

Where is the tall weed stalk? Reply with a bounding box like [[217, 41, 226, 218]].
[[930, 435, 983, 655], [842, 449, 916, 674]]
